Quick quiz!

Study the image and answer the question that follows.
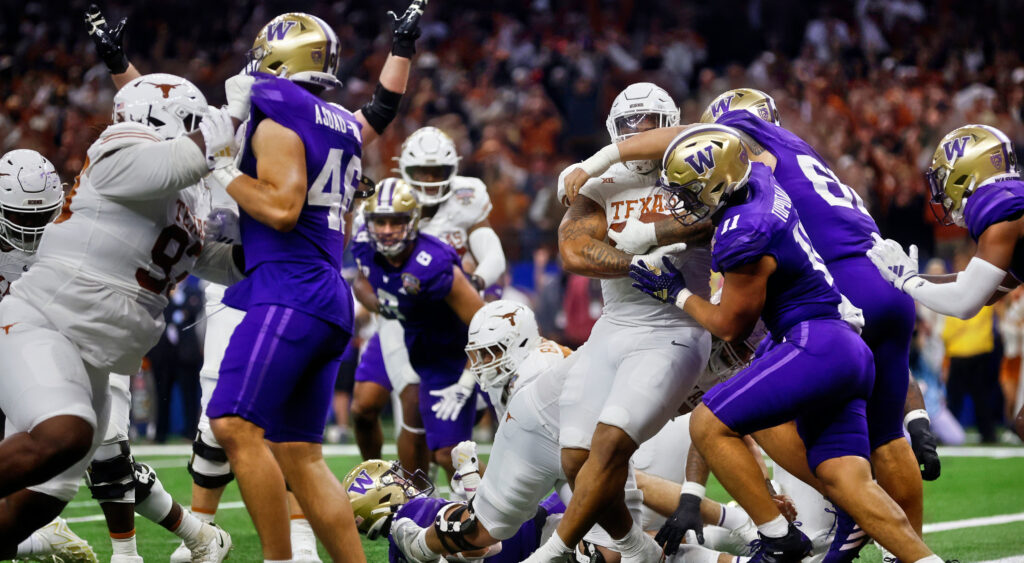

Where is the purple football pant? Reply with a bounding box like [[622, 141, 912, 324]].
[[703, 319, 875, 471], [419, 373, 476, 451], [831, 256, 915, 449], [208, 304, 350, 443], [354, 333, 392, 391]]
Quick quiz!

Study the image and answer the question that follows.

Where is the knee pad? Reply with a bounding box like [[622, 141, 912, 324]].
[[187, 433, 234, 489], [86, 440, 135, 503], [434, 501, 483, 554], [134, 462, 174, 522]]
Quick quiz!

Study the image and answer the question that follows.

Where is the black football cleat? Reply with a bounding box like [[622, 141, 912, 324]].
[[746, 523, 813, 562]]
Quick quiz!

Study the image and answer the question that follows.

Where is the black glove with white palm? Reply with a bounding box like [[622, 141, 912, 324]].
[[388, 0, 428, 58], [84, 4, 129, 74], [629, 243, 690, 306], [867, 232, 920, 292]]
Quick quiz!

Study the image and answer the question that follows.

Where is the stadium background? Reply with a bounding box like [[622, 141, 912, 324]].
[[2, 0, 1023, 560]]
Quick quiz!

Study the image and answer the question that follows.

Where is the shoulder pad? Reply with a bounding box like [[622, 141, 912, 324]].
[[447, 176, 492, 219], [87, 122, 163, 163]]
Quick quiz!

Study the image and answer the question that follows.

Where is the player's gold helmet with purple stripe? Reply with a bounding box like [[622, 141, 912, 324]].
[[363, 178, 422, 257], [927, 124, 1020, 227], [659, 124, 751, 225], [249, 12, 342, 90], [343, 460, 434, 540], [700, 88, 780, 126]]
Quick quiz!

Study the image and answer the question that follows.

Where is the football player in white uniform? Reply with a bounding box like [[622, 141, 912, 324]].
[[393, 300, 649, 562], [0, 149, 99, 563], [81, 7, 326, 559], [350, 125, 505, 476], [525, 83, 714, 562], [0, 71, 244, 556]]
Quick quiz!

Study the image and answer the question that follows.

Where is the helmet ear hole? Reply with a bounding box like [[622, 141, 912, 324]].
[[953, 174, 969, 186], [711, 182, 725, 194]]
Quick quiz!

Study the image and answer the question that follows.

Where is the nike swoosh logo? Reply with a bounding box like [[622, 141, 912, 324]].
[[217, 533, 224, 548], [670, 340, 689, 348]]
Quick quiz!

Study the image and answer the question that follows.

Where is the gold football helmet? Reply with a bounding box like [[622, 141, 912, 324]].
[[659, 124, 751, 225], [342, 459, 434, 540], [363, 178, 422, 256], [926, 124, 1020, 226], [249, 12, 342, 90], [700, 88, 780, 126]]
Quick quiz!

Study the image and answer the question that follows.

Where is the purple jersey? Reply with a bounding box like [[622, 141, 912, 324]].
[[717, 110, 879, 263], [712, 162, 842, 338], [964, 179, 1024, 280], [351, 231, 468, 383], [223, 73, 362, 330], [388, 493, 564, 563]]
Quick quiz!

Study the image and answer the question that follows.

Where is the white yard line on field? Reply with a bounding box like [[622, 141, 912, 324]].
[[923, 511, 1024, 533]]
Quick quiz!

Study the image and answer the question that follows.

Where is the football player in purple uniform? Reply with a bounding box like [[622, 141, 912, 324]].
[[201, 4, 426, 560], [351, 179, 485, 480], [869, 124, 1024, 437], [570, 124, 944, 562]]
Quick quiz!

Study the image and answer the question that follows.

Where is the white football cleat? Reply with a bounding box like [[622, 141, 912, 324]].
[[15, 517, 98, 563], [169, 540, 192, 563], [185, 523, 232, 563], [110, 555, 144, 563]]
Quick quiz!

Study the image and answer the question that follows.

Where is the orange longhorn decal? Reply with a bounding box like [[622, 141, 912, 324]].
[[145, 82, 180, 98]]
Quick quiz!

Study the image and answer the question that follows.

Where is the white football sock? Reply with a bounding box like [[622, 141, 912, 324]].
[[531, 532, 571, 560], [912, 556, 944, 563], [174, 510, 205, 543], [111, 533, 138, 556], [611, 524, 649, 558], [193, 510, 216, 524], [719, 504, 751, 530], [15, 532, 46, 557], [756, 515, 788, 539]]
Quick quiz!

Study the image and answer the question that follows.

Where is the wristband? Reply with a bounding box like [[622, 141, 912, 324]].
[[904, 409, 930, 427], [579, 145, 621, 177], [675, 288, 694, 310], [210, 164, 243, 188], [680, 481, 706, 500]]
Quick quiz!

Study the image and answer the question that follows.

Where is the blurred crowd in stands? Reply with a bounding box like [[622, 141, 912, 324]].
[[3, 0, 1023, 442]]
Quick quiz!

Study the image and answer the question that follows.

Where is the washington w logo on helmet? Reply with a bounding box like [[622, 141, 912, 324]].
[[708, 96, 734, 119], [943, 136, 972, 160], [346, 469, 375, 495], [266, 20, 297, 41], [685, 145, 716, 174]]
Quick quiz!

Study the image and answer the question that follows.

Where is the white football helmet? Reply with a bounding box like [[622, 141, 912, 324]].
[[0, 149, 64, 252], [606, 82, 680, 174], [465, 300, 541, 392], [113, 74, 208, 140], [396, 126, 461, 206]]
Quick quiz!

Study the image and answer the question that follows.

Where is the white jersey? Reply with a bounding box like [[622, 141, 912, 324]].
[[0, 247, 35, 299], [11, 122, 213, 374], [420, 175, 492, 257], [575, 163, 711, 327], [485, 338, 571, 421]]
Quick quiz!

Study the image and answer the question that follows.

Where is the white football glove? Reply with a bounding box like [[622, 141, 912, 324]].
[[631, 242, 688, 273], [449, 440, 481, 501], [866, 232, 919, 291], [199, 107, 237, 167], [225, 72, 256, 122], [429, 374, 474, 422], [838, 294, 865, 334], [608, 216, 658, 254]]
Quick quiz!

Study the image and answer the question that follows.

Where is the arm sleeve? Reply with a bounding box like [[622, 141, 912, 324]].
[[467, 227, 506, 287], [90, 135, 208, 201], [904, 257, 1006, 319], [192, 242, 246, 286], [710, 221, 773, 273]]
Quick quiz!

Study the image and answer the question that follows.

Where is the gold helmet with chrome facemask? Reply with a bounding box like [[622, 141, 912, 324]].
[[343, 459, 435, 540], [363, 178, 422, 257], [659, 124, 752, 225], [700, 88, 780, 126], [249, 12, 342, 90], [926, 124, 1020, 227]]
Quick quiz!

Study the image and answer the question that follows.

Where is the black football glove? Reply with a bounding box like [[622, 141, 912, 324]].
[[907, 418, 941, 481], [84, 4, 129, 74], [388, 0, 427, 58], [654, 492, 703, 555]]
